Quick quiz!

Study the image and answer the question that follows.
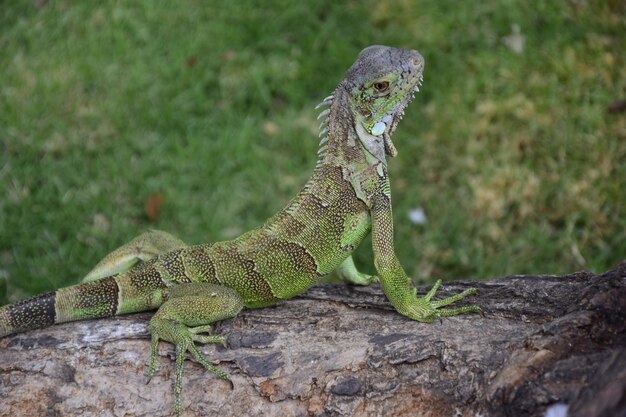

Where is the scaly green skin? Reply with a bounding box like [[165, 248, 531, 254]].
[[0, 45, 480, 417]]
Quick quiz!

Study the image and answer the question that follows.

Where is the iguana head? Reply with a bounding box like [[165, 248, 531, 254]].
[[343, 45, 424, 161]]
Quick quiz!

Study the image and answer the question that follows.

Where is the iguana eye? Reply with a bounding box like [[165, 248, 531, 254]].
[[373, 81, 389, 92]]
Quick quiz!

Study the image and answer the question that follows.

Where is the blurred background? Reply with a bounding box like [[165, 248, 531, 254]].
[[0, 1, 624, 305]]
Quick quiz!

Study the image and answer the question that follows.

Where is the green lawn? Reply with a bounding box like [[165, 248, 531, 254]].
[[1, 1, 624, 304]]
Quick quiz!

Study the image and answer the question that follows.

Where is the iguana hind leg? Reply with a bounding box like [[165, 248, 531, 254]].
[[83, 230, 188, 282], [147, 282, 244, 417]]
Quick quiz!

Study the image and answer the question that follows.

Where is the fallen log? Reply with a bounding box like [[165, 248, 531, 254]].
[[1, 262, 624, 417]]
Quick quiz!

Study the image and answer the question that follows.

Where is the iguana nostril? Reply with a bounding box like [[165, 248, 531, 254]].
[[409, 50, 424, 68]]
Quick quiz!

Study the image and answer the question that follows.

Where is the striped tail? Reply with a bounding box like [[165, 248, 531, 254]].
[[0, 273, 166, 338]]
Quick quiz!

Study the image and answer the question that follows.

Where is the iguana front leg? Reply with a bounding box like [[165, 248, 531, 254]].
[[83, 230, 188, 282], [371, 191, 480, 322], [333, 255, 378, 286], [147, 282, 244, 417]]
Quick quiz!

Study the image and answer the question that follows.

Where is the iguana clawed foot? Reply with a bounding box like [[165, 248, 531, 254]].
[[398, 279, 481, 323], [147, 320, 232, 416], [145, 282, 243, 416]]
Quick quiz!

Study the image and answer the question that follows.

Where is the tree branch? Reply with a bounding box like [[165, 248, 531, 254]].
[[1, 262, 624, 417]]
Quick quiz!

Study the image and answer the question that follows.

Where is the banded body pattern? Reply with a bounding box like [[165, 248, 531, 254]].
[[0, 272, 166, 336], [158, 164, 374, 305]]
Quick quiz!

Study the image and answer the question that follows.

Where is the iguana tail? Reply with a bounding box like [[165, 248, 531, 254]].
[[0, 273, 166, 338]]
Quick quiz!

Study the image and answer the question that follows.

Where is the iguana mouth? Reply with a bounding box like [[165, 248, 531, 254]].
[[383, 74, 423, 157]]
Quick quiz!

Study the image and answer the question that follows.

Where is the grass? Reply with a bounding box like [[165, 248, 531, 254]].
[[1, 0, 624, 304]]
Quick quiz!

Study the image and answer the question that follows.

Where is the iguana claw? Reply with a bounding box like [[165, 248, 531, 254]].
[[401, 279, 481, 323], [147, 321, 230, 417]]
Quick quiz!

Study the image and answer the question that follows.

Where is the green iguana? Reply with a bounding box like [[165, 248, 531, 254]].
[[0, 45, 480, 416]]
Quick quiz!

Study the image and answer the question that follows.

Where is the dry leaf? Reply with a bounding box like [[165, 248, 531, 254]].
[[144, 192, 164, 223]]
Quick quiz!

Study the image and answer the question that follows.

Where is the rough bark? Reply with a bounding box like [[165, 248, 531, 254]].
[[1, 262, 624, 417]]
